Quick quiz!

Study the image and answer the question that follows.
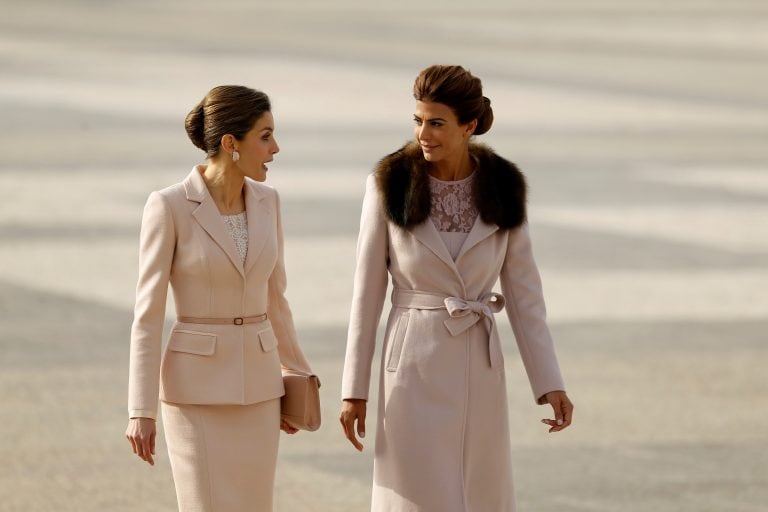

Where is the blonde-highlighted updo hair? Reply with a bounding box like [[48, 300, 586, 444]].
[[413, 65, 493, 135], [185, 85, 271, 157]]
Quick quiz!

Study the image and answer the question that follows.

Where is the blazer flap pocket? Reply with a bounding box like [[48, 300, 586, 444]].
[[168, 330, 217, 356], [258, 329, 278, 352]]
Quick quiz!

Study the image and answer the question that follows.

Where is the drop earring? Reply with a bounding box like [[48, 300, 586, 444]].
[[232, 150, 240, 162]]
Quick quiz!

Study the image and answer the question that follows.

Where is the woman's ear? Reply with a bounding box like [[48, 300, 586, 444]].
[[220, 134, 235, 153], [465, 119, 478, 137]]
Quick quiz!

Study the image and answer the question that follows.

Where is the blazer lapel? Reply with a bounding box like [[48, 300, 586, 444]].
[[184, 167, 245, 277], [243, 180, 270, 276], [455, 216, 499, 262], [411, 220, 462, 279]]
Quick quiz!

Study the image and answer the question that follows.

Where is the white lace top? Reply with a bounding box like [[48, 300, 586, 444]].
[[429, 172, 478, 260], [222, 212, 248, 264]]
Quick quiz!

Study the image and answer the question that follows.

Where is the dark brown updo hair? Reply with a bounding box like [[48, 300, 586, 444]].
[[413, 65, 493, 135], [185, 85, 271, 157]]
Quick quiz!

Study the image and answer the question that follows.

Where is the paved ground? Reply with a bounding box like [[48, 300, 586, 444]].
[[1, 1, 767, 511]]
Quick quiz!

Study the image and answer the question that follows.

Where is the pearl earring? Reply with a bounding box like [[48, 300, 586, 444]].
[[232, 150, 240, 162]]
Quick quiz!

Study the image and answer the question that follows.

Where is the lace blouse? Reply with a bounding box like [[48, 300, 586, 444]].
[[222, 212, 248, 264], [429, 172, 478, 260]]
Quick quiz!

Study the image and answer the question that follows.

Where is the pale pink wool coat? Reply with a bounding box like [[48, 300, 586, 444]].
[[342, 145, 566, 512]]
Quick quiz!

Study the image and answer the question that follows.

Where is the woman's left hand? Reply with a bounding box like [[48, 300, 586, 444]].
[[541, 390, 573, 433], [280, 419, 298, 434]]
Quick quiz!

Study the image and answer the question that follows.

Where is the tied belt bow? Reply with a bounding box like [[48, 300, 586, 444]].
[[391, 289, 506, 370]]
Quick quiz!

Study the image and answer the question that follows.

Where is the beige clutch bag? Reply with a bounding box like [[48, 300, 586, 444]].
[[281, 370, 321, 431]]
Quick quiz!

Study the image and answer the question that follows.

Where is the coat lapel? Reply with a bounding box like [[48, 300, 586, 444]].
[[411, 220, 462, 279], [455, 216, 499, 263], [184, 167, 245, 278], [243, 180, 270, 276]]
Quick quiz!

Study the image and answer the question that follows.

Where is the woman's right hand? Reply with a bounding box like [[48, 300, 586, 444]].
[[339, 399, 367, 451], [126, 417, 157, 465]]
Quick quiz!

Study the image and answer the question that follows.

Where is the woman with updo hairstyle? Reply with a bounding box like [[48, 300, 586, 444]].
[[126, 85, 315, 511], [340, 65, 573, 511]]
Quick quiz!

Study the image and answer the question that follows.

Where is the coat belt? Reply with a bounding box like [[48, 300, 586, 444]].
[[390, 289, 506, 370]]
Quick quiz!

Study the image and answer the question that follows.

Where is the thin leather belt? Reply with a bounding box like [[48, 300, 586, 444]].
[[391, 289, 505, 370], [177, 313, 267, 326]]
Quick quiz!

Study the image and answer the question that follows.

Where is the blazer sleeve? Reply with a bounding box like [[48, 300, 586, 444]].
[[341, 174, 389, 400], [267, 188, 313, 375], [128, 191, 175, 420], [499, 222, 565, 404]]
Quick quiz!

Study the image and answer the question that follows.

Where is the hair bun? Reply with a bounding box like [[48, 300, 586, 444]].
[[474, 96, 494, 135], [184, 101, 207, 152]]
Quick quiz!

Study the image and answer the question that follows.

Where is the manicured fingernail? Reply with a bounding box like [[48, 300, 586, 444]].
[[541, 419, 547, 424], [360, 432, 366, 438], [557, 419, 563, 426]]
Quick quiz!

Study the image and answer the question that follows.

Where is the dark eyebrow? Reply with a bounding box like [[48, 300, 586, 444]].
[[413, 115, 447, 122], [260, 127, 274, 133]]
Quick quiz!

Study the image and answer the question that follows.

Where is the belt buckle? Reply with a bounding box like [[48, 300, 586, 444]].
[[233, 317, 244, 325]]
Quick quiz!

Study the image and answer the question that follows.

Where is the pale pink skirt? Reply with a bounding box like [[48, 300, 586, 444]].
[[161, 399, 280, 512]]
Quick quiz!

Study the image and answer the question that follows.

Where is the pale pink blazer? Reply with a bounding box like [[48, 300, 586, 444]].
[[128, 167, 311, 419]]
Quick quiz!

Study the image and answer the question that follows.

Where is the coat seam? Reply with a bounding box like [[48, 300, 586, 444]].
[[460, 327, 470, 512]]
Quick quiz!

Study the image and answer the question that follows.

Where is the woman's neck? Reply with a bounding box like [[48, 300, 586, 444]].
[[428, 150, 474, 181], [201, 161, 245, 214]]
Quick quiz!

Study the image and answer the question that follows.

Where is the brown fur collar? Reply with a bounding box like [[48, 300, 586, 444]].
[[374, 141, 527, 230]]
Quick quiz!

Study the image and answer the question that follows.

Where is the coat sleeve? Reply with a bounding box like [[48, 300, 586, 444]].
[[267, 188, 313, 375], [341, 174, 389, 400], [128, 191, 175, 420], [499, 222, 565, 404]]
